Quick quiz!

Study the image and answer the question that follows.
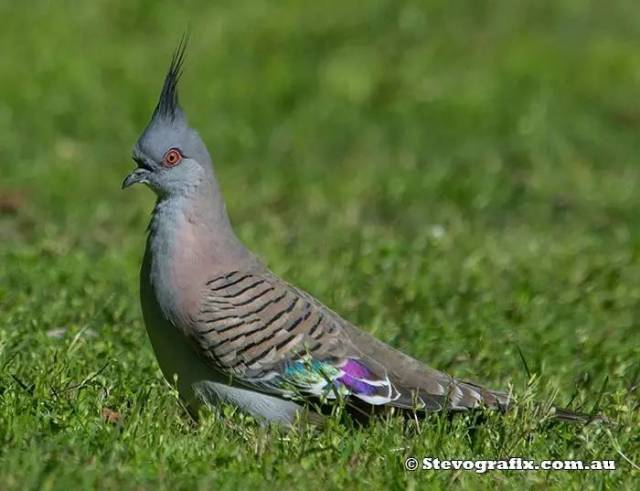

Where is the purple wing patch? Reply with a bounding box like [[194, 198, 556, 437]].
[[336, 359, 378, 395]]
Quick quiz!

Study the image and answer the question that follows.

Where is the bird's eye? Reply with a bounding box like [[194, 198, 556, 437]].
[[162, 148, 183, 167]]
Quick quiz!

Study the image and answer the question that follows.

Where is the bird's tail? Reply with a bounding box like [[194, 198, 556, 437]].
[[447, 381, 607, 424], [548, 406, 606, 424]]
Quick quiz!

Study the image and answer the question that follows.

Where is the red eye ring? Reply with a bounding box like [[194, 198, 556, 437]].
[[162, 148, 182, 167]]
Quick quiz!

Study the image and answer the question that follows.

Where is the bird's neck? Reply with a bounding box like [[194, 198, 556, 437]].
[[147, 183, 250, 275], [147, 184, 252, 269], [143, 183, 256, 325]]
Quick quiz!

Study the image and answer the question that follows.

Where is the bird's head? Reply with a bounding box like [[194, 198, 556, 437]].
[[123, 38, 212, 197]]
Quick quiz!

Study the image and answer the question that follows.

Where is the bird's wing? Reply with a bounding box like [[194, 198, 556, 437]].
[[187, 270, 508, 412]]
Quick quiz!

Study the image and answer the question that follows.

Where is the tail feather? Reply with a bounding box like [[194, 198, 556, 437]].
[[391, 379, 606, 424], [452, 379, 510, 410], [549, 406, 606, 424]]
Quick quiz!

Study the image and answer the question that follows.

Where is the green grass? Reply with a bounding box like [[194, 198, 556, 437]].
[[1, 0, 639, 488]]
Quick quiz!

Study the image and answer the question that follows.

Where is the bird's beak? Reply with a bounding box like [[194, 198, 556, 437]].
[[122, 168, 150, 189]]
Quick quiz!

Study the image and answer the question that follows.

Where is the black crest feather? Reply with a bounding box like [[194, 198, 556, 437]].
[[153, 34, 189, 121]]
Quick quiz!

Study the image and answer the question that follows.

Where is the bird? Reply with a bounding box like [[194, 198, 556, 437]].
[[122, 40, 589, 426]]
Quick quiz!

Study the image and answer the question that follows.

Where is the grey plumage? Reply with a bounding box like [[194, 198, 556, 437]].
[[123, 42, 594, 426]]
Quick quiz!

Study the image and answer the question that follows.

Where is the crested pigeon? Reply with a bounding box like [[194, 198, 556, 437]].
[[123, 41, 588, 426]]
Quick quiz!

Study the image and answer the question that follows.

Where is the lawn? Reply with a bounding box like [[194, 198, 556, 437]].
[[1, 0, 639, 489]]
